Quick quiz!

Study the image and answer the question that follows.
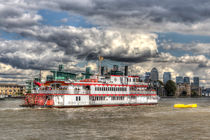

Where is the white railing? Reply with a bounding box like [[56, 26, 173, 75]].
[[32, 90, 70, 94], [130, 90, 156, 94], [31, 90, 91, 94]]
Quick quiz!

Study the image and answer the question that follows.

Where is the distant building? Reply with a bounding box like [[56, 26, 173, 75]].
[[175, 83, 191, 97], [0, 84, 26, 96], [163, 72, 171, 84], [108, 65, 123, 76], [202, 88, 210, 96], [50, 64, 76, 81], [193, 77, 199, 87], [184, 77, 190, 84], [150, 68, 159, 81], [144, 72, 151, 83], [82, 67, 93, 79], [176, 76, 183, 84], [191, 86, 201, 96]]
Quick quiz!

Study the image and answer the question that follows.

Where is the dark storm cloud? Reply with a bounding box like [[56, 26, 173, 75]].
[[50, 0, 210, 25], [0, 75, 28, 79], [0, 40, 73, 70], [155, 52, 210, 68], [2, 0, 210, 33], [15, 26, 158, 63], [0, 2, 42, 31]]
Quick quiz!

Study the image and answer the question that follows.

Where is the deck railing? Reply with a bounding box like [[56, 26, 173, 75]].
[[130, 90, 156, 94], [31, 90, 91, 94]]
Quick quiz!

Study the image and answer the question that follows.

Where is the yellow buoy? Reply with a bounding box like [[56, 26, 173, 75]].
[[174, 104, 197, 108]]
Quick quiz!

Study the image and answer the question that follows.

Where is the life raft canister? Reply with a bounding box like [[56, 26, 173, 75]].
[[46, 99, 54, 106]]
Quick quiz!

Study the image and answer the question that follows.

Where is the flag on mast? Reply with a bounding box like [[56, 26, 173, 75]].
[[99, 56, 104, 61]]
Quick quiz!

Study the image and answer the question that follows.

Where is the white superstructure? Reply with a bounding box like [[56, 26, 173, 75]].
[[24, 75, 158, 107]]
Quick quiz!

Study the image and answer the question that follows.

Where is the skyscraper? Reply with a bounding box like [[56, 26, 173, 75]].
[[193, 77, 199, 87], [144, 72, 151, 83], [150, 68, 159, 81], [163, 72, 171, 84], [176, 76, 183, 84], [184, 77, 190, 84]]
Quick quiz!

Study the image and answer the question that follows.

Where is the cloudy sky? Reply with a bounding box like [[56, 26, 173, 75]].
[[1, 0, 210, 87]]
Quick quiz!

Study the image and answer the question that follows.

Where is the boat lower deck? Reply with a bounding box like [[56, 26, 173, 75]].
[[53, 103, 158, 108]]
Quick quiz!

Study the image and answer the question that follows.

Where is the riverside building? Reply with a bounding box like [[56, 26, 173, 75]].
[[0, 84, 26, 96]]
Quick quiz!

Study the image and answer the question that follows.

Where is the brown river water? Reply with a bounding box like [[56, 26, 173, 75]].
[[1, 98, 210, 140]]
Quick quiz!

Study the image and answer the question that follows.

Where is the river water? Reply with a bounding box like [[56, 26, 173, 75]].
[[1, 98, 210, 140]]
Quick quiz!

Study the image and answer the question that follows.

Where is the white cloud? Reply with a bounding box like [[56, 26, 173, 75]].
[[161, 42, 210, 55], [10, 26, 158, 62]]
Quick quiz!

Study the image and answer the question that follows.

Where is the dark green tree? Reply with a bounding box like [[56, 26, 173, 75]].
[[165, 80, 177, 96], [158, 80, 164, 86], [191, 91, 198, 97]]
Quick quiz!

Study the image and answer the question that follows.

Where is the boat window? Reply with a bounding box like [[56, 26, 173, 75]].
[[85, 85, 90, 90], [76, 96, 81, 101]]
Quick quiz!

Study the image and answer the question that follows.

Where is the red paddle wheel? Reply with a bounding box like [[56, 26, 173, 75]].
[[35, 95, 46, 106], [25, 94, 35, 106]]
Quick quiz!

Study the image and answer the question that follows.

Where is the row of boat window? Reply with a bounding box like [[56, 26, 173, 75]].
[[75, 96, 151, 102], [111, 96, 124, 100], [95, 87, 127, 91], [91, 96, 105, 101], [90, 96, 137, 101]]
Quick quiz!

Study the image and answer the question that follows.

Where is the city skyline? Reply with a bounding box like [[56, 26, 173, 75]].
[[1, 1, 210, 87], [145, 69, 199, 85]]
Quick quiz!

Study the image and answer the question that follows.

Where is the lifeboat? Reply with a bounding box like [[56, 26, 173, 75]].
[[174, 104, 197, 108]]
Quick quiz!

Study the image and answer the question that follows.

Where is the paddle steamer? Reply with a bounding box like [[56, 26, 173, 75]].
[[23, 62, 158, 107]]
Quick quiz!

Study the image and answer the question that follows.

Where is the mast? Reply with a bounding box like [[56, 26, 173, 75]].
[[39, 69, 42, 82], [98, 56, 104, 76]]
